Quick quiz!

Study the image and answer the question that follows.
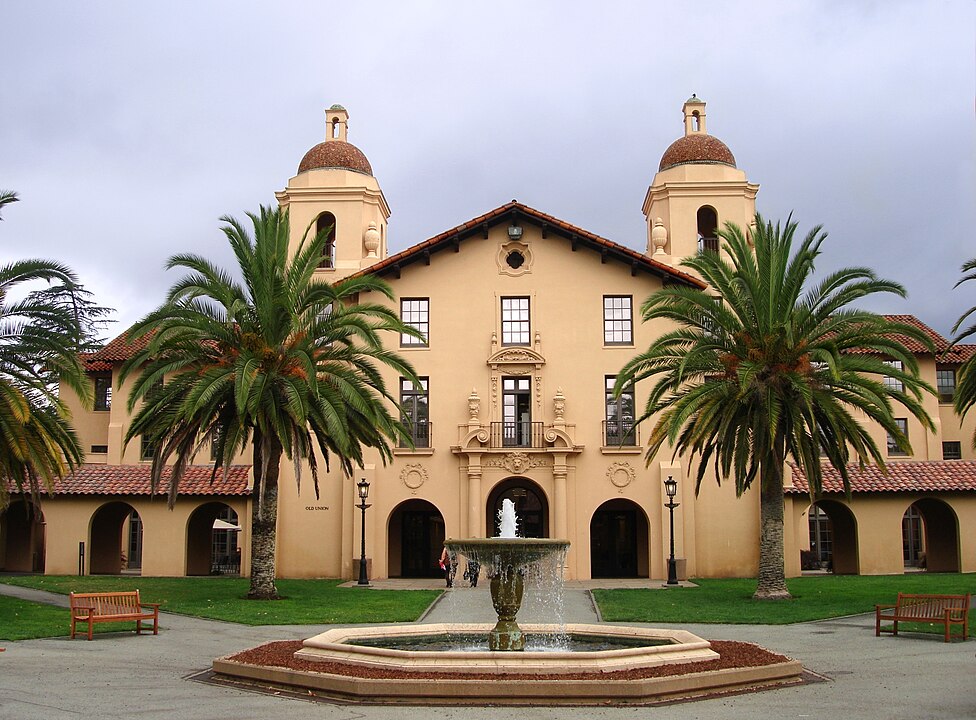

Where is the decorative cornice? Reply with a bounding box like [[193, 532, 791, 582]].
[[483, 452, 551, 474], [487, 347, 546, 367]]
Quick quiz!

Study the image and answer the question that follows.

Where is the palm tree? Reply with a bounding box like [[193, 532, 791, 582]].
[[617, 214, 934, 599], [0, 259, 92, 509], [0, 190, 18, 220], [121, 205, 418, 599], [952, 257, 976, 447]]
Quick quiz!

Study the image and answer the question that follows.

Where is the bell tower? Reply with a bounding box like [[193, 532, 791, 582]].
[[276, 105, 390, 279], [643, 95, 759, 267]]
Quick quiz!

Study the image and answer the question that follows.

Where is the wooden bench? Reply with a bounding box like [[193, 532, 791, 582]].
[[69, 590, 160, 641], [875, 593, 970, 643]]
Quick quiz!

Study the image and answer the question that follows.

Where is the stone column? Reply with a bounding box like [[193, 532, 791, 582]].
[[467, 457, 482, 538], [553, 453, 568, 541]]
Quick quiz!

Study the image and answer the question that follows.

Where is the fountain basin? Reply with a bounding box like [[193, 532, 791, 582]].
[[296, 623, 719, 674]]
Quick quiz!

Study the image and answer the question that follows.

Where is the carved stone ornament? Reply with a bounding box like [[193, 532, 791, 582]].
[[607, 462, 636, 491], [496, 240, 533, 277], [651, 217, 668, 256], [468, 388, 480, 421], [553, 387, 566, 422], [400, 463, 428, 493], [363, 222, 381, 257], [483, 452, 551, 473]]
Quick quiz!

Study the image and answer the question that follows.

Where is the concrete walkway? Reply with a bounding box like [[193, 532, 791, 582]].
[[1, 582, 973, 719]]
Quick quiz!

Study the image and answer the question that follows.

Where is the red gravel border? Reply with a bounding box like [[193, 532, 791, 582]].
[[228, 639, 790, 681]]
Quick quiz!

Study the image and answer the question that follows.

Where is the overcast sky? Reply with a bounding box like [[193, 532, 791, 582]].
[[2, 1, 974, 339]]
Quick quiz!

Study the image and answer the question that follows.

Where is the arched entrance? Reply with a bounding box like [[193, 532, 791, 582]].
[[186, 502, 241, 576], [89, 502, 142, 575], [903, 499, 960, 572], [590, 499, 649, 578], [807, 500, 859, 574], [0, 501, 45, 572], [388, 499, 445, 578], [486, 478, 549, 538]]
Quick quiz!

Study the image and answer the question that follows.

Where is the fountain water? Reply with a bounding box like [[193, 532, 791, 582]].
[[212, 502, 804, 704]]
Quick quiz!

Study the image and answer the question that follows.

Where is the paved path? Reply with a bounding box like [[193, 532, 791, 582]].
[[1, 582, 973, 719]]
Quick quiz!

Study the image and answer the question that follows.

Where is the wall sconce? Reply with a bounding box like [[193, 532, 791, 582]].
[[507, 223, 523, 241]]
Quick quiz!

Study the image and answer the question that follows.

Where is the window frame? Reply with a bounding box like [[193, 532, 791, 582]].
[[936, 366, 956, 404], [316, 212, 337, 270], [604, 375, 637, 445], [603, 295, 634, 346], [887, 418, 909, 456], [140, 435, 155, 462], [942, 441, 962, 460], [400, 298, 429, 347], [883, 360, 904, 393], [501, 296, 531, 346], [93, 374, 112, 411], [399, 377, 430, 448]]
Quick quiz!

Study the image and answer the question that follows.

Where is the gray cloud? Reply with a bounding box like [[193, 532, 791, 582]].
[[2, 1, 973, 337]]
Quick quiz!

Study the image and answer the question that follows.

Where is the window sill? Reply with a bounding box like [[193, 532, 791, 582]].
[[394, 447, 435, 456], [601, 446, 643, 455]]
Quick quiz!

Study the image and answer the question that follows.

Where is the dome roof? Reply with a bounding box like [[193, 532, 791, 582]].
[[659, 133, 736, 171], [298, 140, 373, 176]]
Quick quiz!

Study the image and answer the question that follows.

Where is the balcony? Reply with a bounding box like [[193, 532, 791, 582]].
[[603, 420, 639, 447], [489, 421, 545, 449]]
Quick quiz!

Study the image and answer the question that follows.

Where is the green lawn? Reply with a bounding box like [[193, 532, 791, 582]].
[[0, 576, 440, 630], [593, 574, 976, 631], [0, 595, 74, 641]]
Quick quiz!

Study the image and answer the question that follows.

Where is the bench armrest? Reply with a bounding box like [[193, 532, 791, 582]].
[[875, 604, 896, 612], [141, 603, 161, 609]]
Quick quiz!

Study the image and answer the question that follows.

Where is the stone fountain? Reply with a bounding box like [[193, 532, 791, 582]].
[[445, 498, 569, 651], [211, 500, 804, 704]]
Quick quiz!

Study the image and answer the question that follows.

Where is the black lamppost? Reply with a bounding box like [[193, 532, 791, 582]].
[[356, 477, 371, 586], [664, 476, 680, 586]]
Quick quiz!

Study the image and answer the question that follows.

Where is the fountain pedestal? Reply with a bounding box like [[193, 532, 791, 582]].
[[489, 565, 525, 651]]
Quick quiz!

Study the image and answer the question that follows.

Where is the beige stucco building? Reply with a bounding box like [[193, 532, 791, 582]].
[[3, 98, 975, 581]]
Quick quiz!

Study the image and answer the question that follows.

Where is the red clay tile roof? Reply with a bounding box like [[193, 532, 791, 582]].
[[354, 201, 706, 289], [298, 140, 372, 176], [88, 328, 153, 364], [840, 315, 949, 357], [940, 343, 976, 365], [7, 464, 251, 497], [788, 460, 976, 495], [659, 133, 736, 171]]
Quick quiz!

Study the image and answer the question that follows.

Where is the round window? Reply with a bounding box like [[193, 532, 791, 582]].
[[506, 251, 525, 269]]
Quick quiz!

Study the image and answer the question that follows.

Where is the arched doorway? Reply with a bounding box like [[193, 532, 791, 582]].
[[89, 502, 142, 575], [486, 478, 549, 538], [903, 499, 960, 572], [388, 499, 444, 578], [0, 501, 45, 572], [590, 499, 649, 578], [186, 502, 241, 576], [806, 500, 859, 574]]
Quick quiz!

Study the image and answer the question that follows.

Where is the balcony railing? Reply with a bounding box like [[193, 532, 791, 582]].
[[603, 420, 639, 447], [399, 421, 431, 449], [489, 421, 545, 449]]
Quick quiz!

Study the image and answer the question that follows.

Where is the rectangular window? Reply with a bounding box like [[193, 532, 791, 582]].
[[93, 374, 112, 411], [937, 367, 956, 403], [887, 418, 908, 456], [603, 296, 633, 345], [605, 376, 637, 445], [883, 360, 904, 393], [501, 376, 533, 446], [501, 297, 530, 346], [943, 441, 962, 460], [140, 435, 155, 461], [400, 377, 429, 448], [90, 444, 108, 454], [400, 298, 429, 346]]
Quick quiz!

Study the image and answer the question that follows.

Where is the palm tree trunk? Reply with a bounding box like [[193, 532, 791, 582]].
[[247, 433, 282, 600], [754, 451, 792, 600]]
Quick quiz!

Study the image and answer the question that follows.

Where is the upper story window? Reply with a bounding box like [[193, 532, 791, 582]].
[[887, 418, 908, 456], [605, 376, 637, 446], [936, 366, 956, 403], [316, 212, 337, 269], [400, 298, 429, 347], [883, 360, 904, 393], [697, 206, 719, 255], [399, 377, 429, 448], [140, 435, 155, 461], [942, 441, 962, 460], [93, 374, 112, 411], [501, 297, 530, 346], [603, 296, 633, 345]]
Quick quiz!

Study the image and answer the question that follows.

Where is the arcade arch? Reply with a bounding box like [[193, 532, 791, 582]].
[[806, 500, 859, 574], [186, 502, 241, 576], [486, 477, 549, 538], [590, 499, 649, 578], [0, 501, 45, 572], [902, 499, 960, 572], [89, 502, 142, 575], [388, 499, 445, 578]]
